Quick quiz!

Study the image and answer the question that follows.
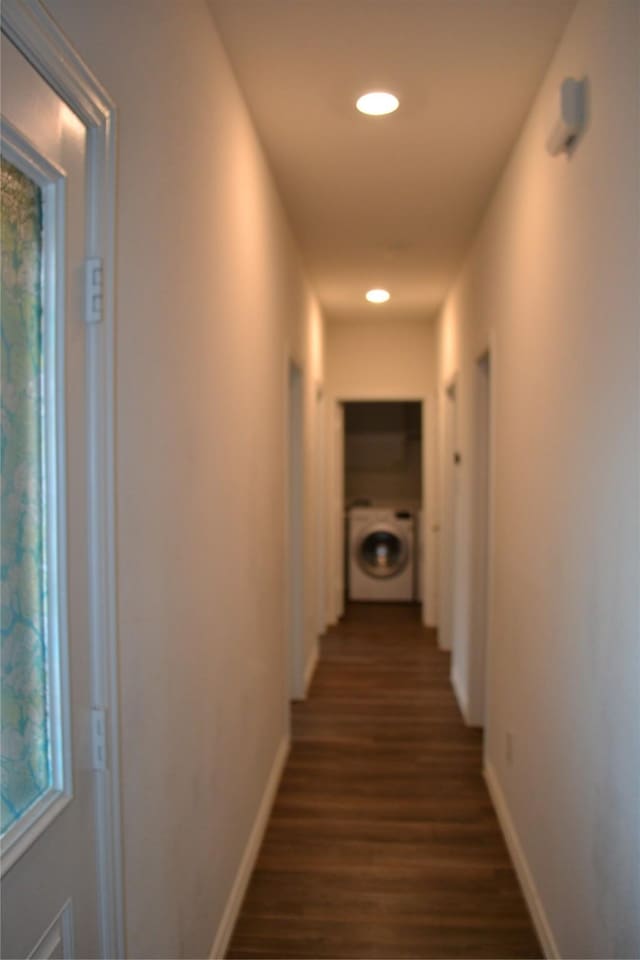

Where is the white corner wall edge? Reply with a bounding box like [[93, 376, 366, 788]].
[[303, 640, 319, 697], [451, 665, 469, 724], [484, 761, 560, 960], [209, 736, 290, 960]]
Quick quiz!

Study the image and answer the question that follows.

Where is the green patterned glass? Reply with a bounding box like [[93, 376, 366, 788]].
[[1, 157, 51, 833]]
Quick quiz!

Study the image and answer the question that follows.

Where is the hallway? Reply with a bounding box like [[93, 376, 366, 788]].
[[2, 1, 639, 956], [228, 605, 541, 959]]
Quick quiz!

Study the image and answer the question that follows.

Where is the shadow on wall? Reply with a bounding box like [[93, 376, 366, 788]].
[[345, 401, 422, 507]]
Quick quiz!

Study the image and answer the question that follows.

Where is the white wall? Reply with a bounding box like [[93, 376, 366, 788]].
[[325, 318, 439, 626], [435, 1, 640, 955], [327, 317, 436, 401], [41, 2, 324, 956]]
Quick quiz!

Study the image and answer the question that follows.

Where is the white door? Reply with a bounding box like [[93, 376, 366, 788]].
[[1, 34, 101, 958]]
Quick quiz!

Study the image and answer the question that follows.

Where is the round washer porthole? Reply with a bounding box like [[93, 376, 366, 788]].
[[356, 525, 409, 579]]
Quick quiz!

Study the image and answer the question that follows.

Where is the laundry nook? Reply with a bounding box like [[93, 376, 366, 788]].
[[344, 402, 422, 603]]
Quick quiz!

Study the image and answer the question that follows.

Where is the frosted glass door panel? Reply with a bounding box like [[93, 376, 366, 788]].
[[1, 158, 51, 833]]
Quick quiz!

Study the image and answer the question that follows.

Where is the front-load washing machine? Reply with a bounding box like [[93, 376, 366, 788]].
[[349, 507, 415, 601]]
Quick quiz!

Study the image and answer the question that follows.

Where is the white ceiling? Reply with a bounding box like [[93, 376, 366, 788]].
[[209, 0, 575, 324]]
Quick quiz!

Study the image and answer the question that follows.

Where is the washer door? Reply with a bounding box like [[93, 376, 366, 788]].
[[356, 523, 409, 579]]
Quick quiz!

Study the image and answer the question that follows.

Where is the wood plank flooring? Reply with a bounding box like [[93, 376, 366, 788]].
[[227, 603, 541, 959]]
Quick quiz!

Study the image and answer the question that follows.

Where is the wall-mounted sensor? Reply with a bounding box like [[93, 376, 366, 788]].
[[546, 77, 585, 156]]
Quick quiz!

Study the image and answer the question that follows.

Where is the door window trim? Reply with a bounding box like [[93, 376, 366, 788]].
[[1, 120, 73, 873]]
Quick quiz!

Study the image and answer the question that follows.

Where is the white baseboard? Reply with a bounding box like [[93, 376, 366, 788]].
[[484, 761, 560, 960], [303, 640, 319, 696], [451, 665, 469, 723], [209, 736, 290, 960]]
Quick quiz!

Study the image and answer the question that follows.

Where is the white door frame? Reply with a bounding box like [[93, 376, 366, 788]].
[[328, 395, 435, 624], [2, 2, 124, 955]]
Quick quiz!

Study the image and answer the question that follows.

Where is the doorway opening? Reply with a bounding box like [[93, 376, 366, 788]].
[[343, 401, 423, 608], [441, 379, 459, 652], [287, 361, 304, 700], [315, 385, 325, 637], [469, 352, 492, 726]]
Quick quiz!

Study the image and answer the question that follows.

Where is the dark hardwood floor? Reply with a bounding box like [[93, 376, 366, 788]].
[[227, 603, 541, 959]]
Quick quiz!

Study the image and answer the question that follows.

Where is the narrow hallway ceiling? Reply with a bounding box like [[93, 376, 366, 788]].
[[209, 0, 575, 324]]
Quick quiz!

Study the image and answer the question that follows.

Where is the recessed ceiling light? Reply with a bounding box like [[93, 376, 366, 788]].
[[356, 91, 399, 116], [366, 288, 391, 303]]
